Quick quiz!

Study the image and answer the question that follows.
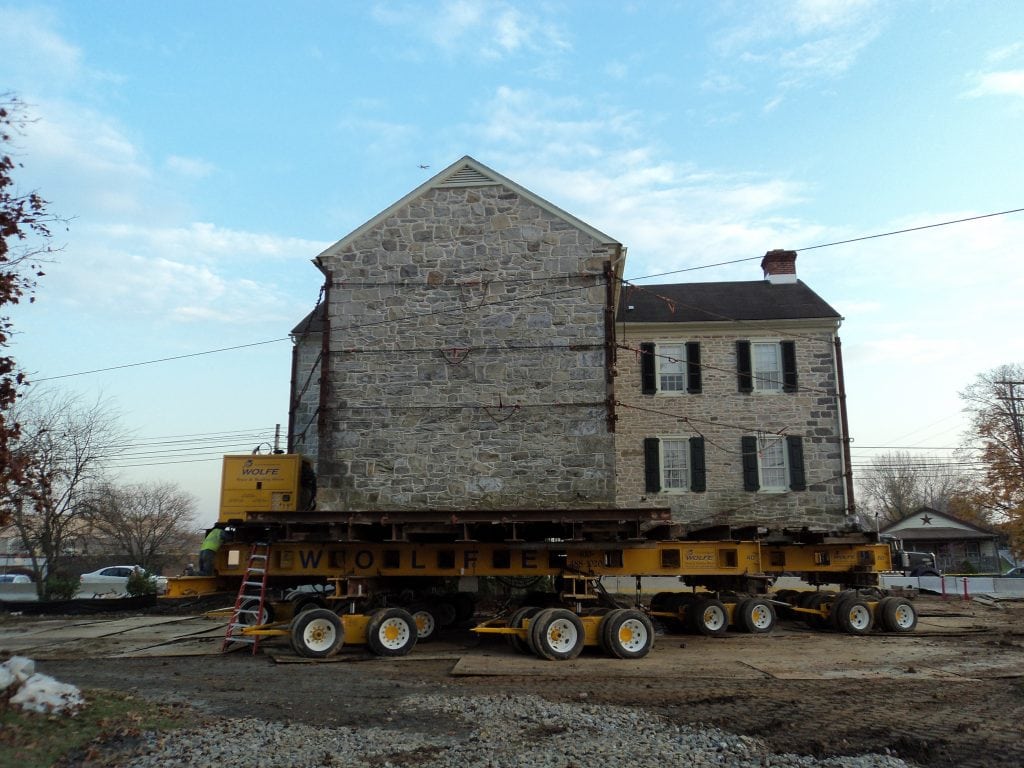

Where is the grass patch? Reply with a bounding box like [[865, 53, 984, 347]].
[[0, 689, 193, 768]]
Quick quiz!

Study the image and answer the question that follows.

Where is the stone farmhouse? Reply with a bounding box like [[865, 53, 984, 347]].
[[614, 252, 852, 530], [289, 156, 853, 533]]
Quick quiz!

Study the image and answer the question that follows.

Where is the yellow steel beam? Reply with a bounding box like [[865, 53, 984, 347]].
[[215, 539, 892, 580]]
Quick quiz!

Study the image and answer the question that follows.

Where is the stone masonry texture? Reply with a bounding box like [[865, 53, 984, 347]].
[[312, 184, 619, 511], [614, 323, 849, 530]]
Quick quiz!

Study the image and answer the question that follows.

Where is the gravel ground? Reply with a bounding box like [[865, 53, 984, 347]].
[[34, 595, 1024, 768], [98, 693, 913, 768]]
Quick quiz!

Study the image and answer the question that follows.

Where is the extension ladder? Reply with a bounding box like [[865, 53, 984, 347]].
[[222, 542, 270, 654]]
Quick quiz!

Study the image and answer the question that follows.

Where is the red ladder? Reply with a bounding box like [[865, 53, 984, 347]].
[[222, 542, 270, 654]]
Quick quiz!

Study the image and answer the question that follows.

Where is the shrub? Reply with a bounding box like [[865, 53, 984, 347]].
[[44, 574, 79, 601], [126, 570, 157, 597]]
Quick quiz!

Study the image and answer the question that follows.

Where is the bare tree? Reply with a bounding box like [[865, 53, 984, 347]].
[[82, 481, 199, 572], [960, 364, 1024, 556], [1, 390, 124, 596], [856, 450, 978, 528]]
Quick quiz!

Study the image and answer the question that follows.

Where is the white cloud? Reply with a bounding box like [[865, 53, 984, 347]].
[[713, 0, 883, 89], [966, 69, 1024, 99], [371, 0, 569, 60], [0, 7, 83, 86], [166, 155, 216, 179], [40, 222, 329, 325]]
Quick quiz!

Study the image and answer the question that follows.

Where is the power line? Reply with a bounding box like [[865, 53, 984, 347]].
[[33, 206, 1024, 383], [623, 206, 1023, 282]]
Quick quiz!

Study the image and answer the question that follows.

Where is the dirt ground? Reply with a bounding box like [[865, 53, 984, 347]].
[[12, 594, 1024, 768]]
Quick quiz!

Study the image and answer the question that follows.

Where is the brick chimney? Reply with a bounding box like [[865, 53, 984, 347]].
[[761, 249, 798, 284]]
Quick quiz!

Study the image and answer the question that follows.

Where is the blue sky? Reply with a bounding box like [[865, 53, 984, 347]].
[[2, 1, 1023, 523]]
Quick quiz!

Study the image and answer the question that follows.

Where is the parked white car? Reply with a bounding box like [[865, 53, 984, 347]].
[[0, 574, 32, 584], [78, 565, 168, 596]]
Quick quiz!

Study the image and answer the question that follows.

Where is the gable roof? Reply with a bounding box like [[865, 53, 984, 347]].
[[880, 506, 1001, 539], [313, 155, 620, 268], [617, 280, 841, 324]]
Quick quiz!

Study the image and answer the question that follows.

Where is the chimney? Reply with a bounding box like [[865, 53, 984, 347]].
[[761, 249, 798, 284]]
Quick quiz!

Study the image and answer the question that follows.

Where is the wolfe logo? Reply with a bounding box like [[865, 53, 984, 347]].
[[239, 459, 280, 478]]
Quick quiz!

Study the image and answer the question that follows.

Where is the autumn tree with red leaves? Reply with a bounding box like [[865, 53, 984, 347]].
[[961, 364, 1024, 559], [0, 94, 56, 525]]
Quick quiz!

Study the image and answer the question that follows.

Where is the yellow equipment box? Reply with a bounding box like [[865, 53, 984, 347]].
[[219, 454, 313, 522]]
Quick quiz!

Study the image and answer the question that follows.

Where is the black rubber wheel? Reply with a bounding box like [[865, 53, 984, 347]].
[[879, 596, 918, 633], [649, 591, 674, 612], [366, 607, 418, 657], [529, 608, 585, 661], [506, 606, 542, 654], [432, 598, 458, 628], [600, 608, 654, 659], [289, 608, 344, 658], [736, 598, 776, 634], [835, 598, 874, 634], [688, 597, 729, 636], [292, 597, 326, 616], [804, 592, 833, 630], [527, 608, 557, 659], [238, 597, 274, 627], [407, 603, 439, 643]]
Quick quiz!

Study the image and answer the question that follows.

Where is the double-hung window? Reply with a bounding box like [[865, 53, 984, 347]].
[[640, 342, 702, 394], [757, 436, 788, 490], [736, 340, 797, 393], [741, 435, 807, 492], [643, 436, 706, 493], [658, 343, 687, 392]]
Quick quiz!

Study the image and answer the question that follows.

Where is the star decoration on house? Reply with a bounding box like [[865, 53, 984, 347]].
[[920, 514, 933, 525]]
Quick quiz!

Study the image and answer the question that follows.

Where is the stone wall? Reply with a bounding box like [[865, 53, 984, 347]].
[[290, 332, 321, 460], [614, 323, 849, 529], [313, 185, 619, 511]]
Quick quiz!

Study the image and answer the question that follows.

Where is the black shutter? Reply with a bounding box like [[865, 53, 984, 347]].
[[640, 342, 656, 395], [686, 342, 702, 394], [689, 436, 706, 492], [787, 435, 806, 491], [736, 341, 753, 393], [741, 436, 760, 491], [781, 341, 798, 393], [643, 437, 661, 493]]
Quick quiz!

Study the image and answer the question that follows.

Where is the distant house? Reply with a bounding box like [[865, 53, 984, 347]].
[[880, 507, 1005, 573]]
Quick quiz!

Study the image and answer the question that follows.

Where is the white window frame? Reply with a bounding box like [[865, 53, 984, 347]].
[[751, 340, 783, 393], [659, 436, 691, 493], [757, 436, 789, 492], [654, 342, 688, 394]]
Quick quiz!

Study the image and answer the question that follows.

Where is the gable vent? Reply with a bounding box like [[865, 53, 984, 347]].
[[438, 164, 498, 187]]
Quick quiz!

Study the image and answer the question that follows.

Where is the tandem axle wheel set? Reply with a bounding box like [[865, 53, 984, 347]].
[[225, 585, 918, 661]]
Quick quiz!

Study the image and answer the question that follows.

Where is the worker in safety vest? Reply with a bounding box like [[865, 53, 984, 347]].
[[198, 524, 225, 576]]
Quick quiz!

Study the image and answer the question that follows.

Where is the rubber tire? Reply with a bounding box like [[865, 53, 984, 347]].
[[289, 608, 344, 659], [407, 603, 439, 643], [835, 599, 874, 634], [805, 592, 833, 630], [506, 606, 542, 654], [688, 597, 729, 637], [600, 609, 655, 659], [527, 608, 557, 659], [529, 608, 585, 661], [432, 599, 459, 628], [366, 607, 418, 657], [238, 597, 274, 627], [879, 597, 918, 633], [737, 598, 776, 634]]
